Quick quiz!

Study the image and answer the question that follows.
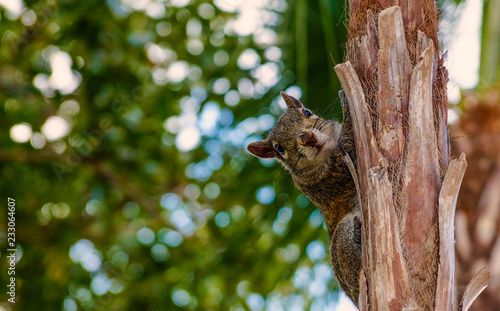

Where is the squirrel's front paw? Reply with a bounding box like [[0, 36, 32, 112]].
[[353, 215, 361, 244]]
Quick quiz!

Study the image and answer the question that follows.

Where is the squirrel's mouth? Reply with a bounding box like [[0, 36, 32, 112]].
[[315, 143, 324, 154], [299, 131, 325, 154]]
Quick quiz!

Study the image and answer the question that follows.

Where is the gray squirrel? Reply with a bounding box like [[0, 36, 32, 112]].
[[247, 91, 361, 305]]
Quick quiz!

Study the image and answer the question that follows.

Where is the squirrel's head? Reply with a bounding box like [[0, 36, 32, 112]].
[[247, 92, 341, 175]]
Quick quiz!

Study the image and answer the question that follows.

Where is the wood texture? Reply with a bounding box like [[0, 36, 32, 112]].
[[367, 163, 409, 310], [354, 9, 379, 77], [403, 43, 440, 281], [334, 61, 380, 180], [436, 153, 468, 311], [461, 266, 490, 311], [337, 4, 480, 310], [377, 7, 411, 161]]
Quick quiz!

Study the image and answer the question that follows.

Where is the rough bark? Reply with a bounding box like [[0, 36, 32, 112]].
[[335, 2, 489, 310], [377, 7, 411, 161]]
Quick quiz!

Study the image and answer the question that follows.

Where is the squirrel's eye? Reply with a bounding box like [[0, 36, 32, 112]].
[[302, 109, 313, 118], [274, 143, 285, 155]]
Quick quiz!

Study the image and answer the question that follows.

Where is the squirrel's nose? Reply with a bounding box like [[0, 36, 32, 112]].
[[299, 130, 317, 146]]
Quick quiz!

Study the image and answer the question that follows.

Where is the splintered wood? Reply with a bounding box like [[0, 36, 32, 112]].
[[377, 7, 411, 161], [335, 4, 487, 311], [367, 162, 409, 310], [436, 153, 467, 310], [403, 43, 440, 284]]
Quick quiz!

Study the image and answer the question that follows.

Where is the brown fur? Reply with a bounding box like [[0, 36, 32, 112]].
[[247, 91, 361, 305]]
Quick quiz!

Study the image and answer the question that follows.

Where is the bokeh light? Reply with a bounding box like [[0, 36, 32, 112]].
[[306, 241, 326, 262], [172, 289, 191, 307], [215, 211, 230, 228], [151, 243, 169, 262], [9, 123, 32, 143], [137, 227, 156, 245], [256, 186, 275, 204], [176, 126, 201, 151], [122, 202, 140, 219], [160, 193, 182, 210], [159, 229, 183, 247], [91, 274, 110, 296], [41, 116, 71, 141], [69, 239, 102, 272]]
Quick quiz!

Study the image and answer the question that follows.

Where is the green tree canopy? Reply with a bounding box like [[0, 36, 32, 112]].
[[0, 0, 355, 310]]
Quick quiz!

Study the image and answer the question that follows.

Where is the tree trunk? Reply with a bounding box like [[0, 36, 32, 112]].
[[452, 91, 500, 311], [333, 1, 489, 309]]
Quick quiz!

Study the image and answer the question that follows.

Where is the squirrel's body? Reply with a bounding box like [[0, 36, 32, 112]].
[[247, 91, 361, 306]]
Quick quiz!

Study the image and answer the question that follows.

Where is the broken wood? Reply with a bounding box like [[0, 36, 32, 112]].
[[436, 153, 468, 311], [334, 3, 488, 310]]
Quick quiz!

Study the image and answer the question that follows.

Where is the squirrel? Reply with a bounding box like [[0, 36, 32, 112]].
[[246, 90, 362, 306]]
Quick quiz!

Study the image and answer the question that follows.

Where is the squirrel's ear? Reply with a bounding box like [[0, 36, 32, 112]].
[[247, 140, 276, 159], [281, 91, 304, 109]]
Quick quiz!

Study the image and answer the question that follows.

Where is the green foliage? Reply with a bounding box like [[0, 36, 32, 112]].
[[479, 0, 500, 88], [283, 0, 347, 118], [0, 0, 351, 310]]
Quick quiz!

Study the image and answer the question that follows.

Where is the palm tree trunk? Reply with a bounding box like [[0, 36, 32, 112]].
[[333, 0, 489, 309]]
